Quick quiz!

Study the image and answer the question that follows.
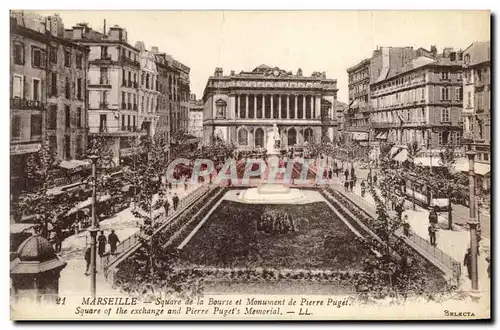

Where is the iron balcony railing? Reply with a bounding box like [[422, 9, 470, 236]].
[[10, 98, 46, 110]]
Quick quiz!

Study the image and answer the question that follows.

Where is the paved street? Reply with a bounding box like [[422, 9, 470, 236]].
[[57, 182, 203, 297]]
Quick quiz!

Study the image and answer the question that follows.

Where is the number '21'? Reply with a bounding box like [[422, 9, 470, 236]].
[[56, 297, 66, 305]]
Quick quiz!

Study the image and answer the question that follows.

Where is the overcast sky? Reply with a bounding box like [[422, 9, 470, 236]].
[[36, 10, 490, 102]]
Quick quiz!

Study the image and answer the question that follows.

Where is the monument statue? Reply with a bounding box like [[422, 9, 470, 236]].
[[266, 123, 281, 154]]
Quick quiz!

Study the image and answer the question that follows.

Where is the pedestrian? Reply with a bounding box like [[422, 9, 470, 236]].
[[97, 230, 107, 258], [168, 181, 172, 190], [360, 180, 366, 198], [108, 230, 120, 255], [84, 246, 91, 276], [344, 169, 349, 181], [464, 248, 472, 280], [367, 171, 372, 186], [403, 215, 411, 236], [428, 206, 438, 225], [164, 199, 170, 216], [328, 168, 333, 180], [395, 200, 404, 221], [350, 167, 355, 179], [53, 223, 63, 253], [428, 224, 437, 246], [373, 174, 378, 186], [344, 179, 349, 192], [173, 193, 180, 211], [184, 178, 188, 191], [486, 256, 490, 278]]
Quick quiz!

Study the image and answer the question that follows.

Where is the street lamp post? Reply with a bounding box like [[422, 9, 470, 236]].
[[88, 155, 99, 297], [466, 149, 479, 290]]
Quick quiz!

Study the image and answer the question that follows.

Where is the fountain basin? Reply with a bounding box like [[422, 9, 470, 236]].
[[238, 183, 305, 204]]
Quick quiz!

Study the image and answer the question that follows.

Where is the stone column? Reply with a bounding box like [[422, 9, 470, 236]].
[[254, 94, 257, 118], [271, 94, 274, 118], [286, 95, 292, 119], [293, 95, 299, 119], [303, 95, 306, 119], [246, 94, 249, 118], [278, 95, 282, 119], [315, 96, 321, 119], [262, 94, 265, 119], [229, 94, 235, 119], [310, 95, 314, 119]]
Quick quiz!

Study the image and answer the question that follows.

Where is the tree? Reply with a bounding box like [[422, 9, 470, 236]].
[[439, 144, 457, 230], [407, 139, 421, 210], [16, 135, 82, 238], [129, 134, 169, 276]]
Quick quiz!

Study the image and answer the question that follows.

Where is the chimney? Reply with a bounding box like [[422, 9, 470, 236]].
[[230, 70, 235, 76], [151, 46, 159, 54], [72, 25, 84, 39], [103, 19, 106, 35], [430, 45, 437, 56]]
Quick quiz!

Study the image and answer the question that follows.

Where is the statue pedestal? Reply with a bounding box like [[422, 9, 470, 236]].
[[238, 129, 304, 204]]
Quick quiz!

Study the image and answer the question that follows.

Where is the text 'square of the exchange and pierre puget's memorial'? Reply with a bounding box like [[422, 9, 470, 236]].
[[9, 9, 491, 320]]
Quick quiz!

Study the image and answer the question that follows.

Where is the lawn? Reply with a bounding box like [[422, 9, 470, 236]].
[[180, 201, 368, 270]]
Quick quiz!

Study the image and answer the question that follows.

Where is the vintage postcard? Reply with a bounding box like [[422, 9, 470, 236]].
[[9, 10, 491, 320]]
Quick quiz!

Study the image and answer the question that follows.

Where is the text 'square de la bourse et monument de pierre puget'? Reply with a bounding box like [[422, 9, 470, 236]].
[[202, 65, 339, 150]]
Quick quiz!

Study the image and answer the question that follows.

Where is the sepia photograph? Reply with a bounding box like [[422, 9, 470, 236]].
[[8, 8, 491, 320]]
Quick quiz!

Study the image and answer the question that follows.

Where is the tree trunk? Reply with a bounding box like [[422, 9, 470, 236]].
[[448, 188, 453, 230]]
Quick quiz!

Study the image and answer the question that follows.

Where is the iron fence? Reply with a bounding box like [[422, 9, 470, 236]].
[[102, 184, 210, 270]]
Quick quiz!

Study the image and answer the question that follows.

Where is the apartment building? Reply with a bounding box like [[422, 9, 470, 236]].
[[461, 41, 490, 189], [10, 13, 89, 197], [66, 23, 145, 165], [370, 49, 464, 154]]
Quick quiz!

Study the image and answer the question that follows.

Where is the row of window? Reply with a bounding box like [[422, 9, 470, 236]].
[[11, 114, 42, 140], [236, 127, 314, 147], [373, 87, 463, 109], [12, 73, 84, 102], [373, 107, 452, 123], [14, 42, 83, 69], [47, 105, 84, 130]]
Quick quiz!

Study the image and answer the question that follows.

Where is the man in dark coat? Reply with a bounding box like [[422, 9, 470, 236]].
[[328, 168, 333, 180], [350, 167, 355, 179], [373, 174, 378, 186], [164, 199, 170, 216], [108, 230, 120, 255], [172, 193, 180, 211], [344, 169, 349, 181], [97, 230, 107, 257], [464, 248, 472, 280], [53, 223, 63, 253], [428, 207, 438, 225], [428, 225, 437, 246], [84, 247, 91, 276]]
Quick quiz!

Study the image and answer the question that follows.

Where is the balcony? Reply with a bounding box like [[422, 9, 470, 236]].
[[88, 77, 111, 88], [121, 102, 127, 110], [89, 125, 147, 136], [127, 103, 132, 110], [119, 56, 140, 68], [133, 104, 138, 110], [90, 54, 112, 65], [371, 122, 394, 128], [127, 81, 133, 88], [99, 102, 109, 109], [10, 98, 46, 110]]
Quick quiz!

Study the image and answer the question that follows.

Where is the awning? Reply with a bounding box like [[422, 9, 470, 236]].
[[375, 132, 388, 139], [454, 158, 490, 176], [59, 159, 91, 171], [65, 194, 111, 216], [352, 132, 369, 141], [10, 223, 36, 235], [390, 147, 400, 157], [413, 157, 445, 167], [393, 149, 408, 162]]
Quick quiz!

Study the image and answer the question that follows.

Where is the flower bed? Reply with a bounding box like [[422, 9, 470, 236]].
[[179, 201, 369, 270]]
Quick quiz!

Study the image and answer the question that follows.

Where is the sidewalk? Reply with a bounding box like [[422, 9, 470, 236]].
[[353, 166, 491, 239], [347, 180, 490, 294], [57, 182, 203, 297]]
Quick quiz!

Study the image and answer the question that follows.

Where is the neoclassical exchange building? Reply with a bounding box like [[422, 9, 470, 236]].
[[202, 65, 338, 150]]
